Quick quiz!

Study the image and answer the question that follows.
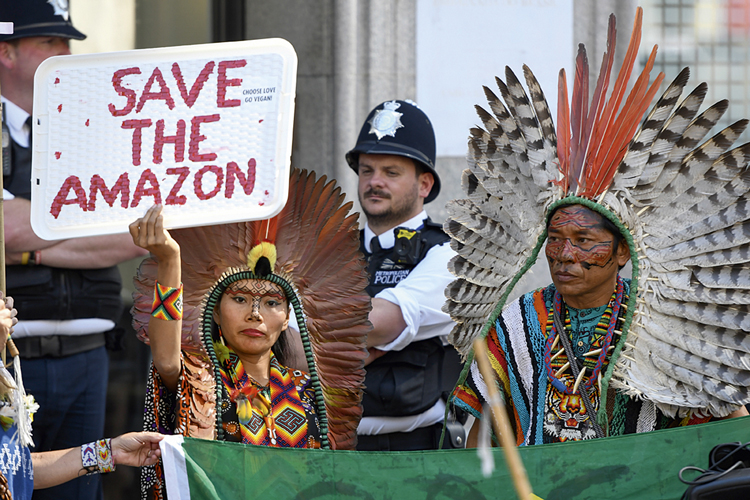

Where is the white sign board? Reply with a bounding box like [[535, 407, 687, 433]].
[[416, 0, 574, 157], [31, 38, 297, 240]]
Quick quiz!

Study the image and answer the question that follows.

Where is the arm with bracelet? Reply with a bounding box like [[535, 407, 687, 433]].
[[31, 432, 163, 490], [128, 204, 183, 392]]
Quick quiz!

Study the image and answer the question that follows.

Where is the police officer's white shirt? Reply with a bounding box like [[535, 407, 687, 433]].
[[2, 97, 28, 200], [2, 97, 30, 147], [362, 210, 456, 352], [357, 210, 456, 436]]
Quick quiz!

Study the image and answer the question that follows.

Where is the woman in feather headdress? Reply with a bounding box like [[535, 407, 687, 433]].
[[128, 170, 370, 498], [446, 7, 750, 447]]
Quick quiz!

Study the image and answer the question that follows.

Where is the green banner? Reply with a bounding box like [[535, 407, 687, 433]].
[[182, 416, 750, 499]]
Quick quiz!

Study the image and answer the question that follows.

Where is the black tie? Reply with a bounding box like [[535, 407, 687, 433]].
[[370, 236, 382, 253], [25, 116, 32, 149]]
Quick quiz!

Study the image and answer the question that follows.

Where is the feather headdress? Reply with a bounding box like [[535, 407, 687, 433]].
[[445, 7, 750, 420], [132, 169, 371, 449]]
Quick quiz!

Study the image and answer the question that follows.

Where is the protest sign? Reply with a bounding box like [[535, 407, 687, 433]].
[[30, 38, 297, 240]]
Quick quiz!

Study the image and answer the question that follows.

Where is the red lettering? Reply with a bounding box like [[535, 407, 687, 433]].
[[153, 119, 186, 164], [88, 173, 130, 211], [193, 165, 223, 200], [165, 167, 190, 205], [108, 67, 141, 117], [189, 114, 220, 162], [50, 176, 87, 219], [225, 158, 256, 198], [136, 67, 176, 113], [121, 119, 152, 166], [217, 60, 246, 108], [131, 169, 162, 207], [172, 61, 215, 108]]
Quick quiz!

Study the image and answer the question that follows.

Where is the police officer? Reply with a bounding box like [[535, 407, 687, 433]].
[[0, 2, 146, 499], [347, 100, 463, 450]]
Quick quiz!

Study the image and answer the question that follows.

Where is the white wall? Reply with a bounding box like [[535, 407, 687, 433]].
[[416, 0, 574, 157], [70, 0, 136, 55]]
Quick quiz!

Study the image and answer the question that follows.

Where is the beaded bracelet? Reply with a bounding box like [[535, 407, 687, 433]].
[[81, 439, 115, 475], [152, 282, 184, 321], [81, 441, 98, 475], [96, 438, 115, 473], [20, 251, 41, 266]]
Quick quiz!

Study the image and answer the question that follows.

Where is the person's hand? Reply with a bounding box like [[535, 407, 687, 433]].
[[129, 205, 180, 263], [364, 347, 387, 366], [111, 432, 163, 467], [0, 293, 17, 347]]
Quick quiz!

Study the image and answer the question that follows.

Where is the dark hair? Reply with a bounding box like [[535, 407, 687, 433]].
[[271, 329, 290, 365]]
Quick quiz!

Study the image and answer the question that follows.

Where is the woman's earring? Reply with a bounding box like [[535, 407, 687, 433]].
[[218, 326, 227, 346]]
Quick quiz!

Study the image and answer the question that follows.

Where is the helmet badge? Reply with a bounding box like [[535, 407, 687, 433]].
[[48, 0, 71, 21], [368, 100, 403, 140]]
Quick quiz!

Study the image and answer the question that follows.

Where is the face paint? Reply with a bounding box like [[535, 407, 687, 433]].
[[546, 206, 615, 270], [224, 280, 287, 317], [216, 279, 289, 359]]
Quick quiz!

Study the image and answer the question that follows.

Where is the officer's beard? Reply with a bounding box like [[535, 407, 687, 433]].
[[360, 183, 420, 230]]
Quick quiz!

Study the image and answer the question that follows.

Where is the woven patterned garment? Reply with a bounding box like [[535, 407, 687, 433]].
[[451, 281, 711, 445], [218, 351, 320, 448], [140, 352, 321, 499]]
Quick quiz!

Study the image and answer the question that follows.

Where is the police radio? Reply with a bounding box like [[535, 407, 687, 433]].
[[392, 227, 422, 265]]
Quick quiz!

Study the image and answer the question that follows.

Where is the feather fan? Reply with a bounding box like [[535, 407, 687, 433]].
[[445, 6, 750, 418], [132, 169, 370, 449]]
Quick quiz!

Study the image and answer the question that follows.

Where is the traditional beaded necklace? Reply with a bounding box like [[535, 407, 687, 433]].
[[543, 276, 625, 394], [218, 348, 298, 446]]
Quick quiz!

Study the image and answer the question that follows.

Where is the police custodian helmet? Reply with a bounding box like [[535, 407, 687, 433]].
[[346, 99, 440, 203], [0, 0, 86, 42]]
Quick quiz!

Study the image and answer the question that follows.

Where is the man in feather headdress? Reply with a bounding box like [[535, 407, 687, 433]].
[[447, 8, 750, 447], [0, 2, 146, 498], [346, 100, 463, 450]]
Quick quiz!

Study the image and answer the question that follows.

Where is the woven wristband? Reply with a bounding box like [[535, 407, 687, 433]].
[[81, 441, 98, 475], [152, 282, 184, 320], [96, 438, 116, 473]]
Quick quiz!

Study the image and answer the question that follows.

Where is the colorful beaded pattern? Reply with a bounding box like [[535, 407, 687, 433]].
[[96, 438, 115, 474], [152, 282, 184, 321], [543, 276, 624, 394], [81, 441, 97, 475]]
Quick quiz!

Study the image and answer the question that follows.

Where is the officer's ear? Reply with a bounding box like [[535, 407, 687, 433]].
[[417, 170, 434, 200], [0, 41, 17, 70]]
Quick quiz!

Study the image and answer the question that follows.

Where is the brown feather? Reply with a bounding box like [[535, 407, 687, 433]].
[[132, 169, 370, 450]]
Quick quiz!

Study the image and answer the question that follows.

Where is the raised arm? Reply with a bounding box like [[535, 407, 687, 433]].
[[129, 205, 182, 391]]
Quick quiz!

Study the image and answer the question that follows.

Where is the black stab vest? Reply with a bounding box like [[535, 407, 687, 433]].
[[361, 219, 460, 418], [3, 136, 123, 324]]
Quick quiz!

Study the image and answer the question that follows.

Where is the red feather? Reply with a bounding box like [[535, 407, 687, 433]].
[[556, 68, 571, 192], [569, 44, 589, 192], [556, 6, 664, 199]]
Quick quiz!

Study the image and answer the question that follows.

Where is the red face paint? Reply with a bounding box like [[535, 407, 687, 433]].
[[544, 205, 626, 309], [546, 206, 614, 270]]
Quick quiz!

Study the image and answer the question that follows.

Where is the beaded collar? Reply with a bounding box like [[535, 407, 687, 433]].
[[218, 346, 307, 446], [543, 276, 625, 394]]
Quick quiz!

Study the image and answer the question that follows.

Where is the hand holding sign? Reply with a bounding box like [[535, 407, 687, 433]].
[[128, 204, 179, 264]]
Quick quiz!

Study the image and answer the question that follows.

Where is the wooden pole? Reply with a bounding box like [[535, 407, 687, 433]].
[[473, 338, 537, 500], [0, 20, 20, 362]]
